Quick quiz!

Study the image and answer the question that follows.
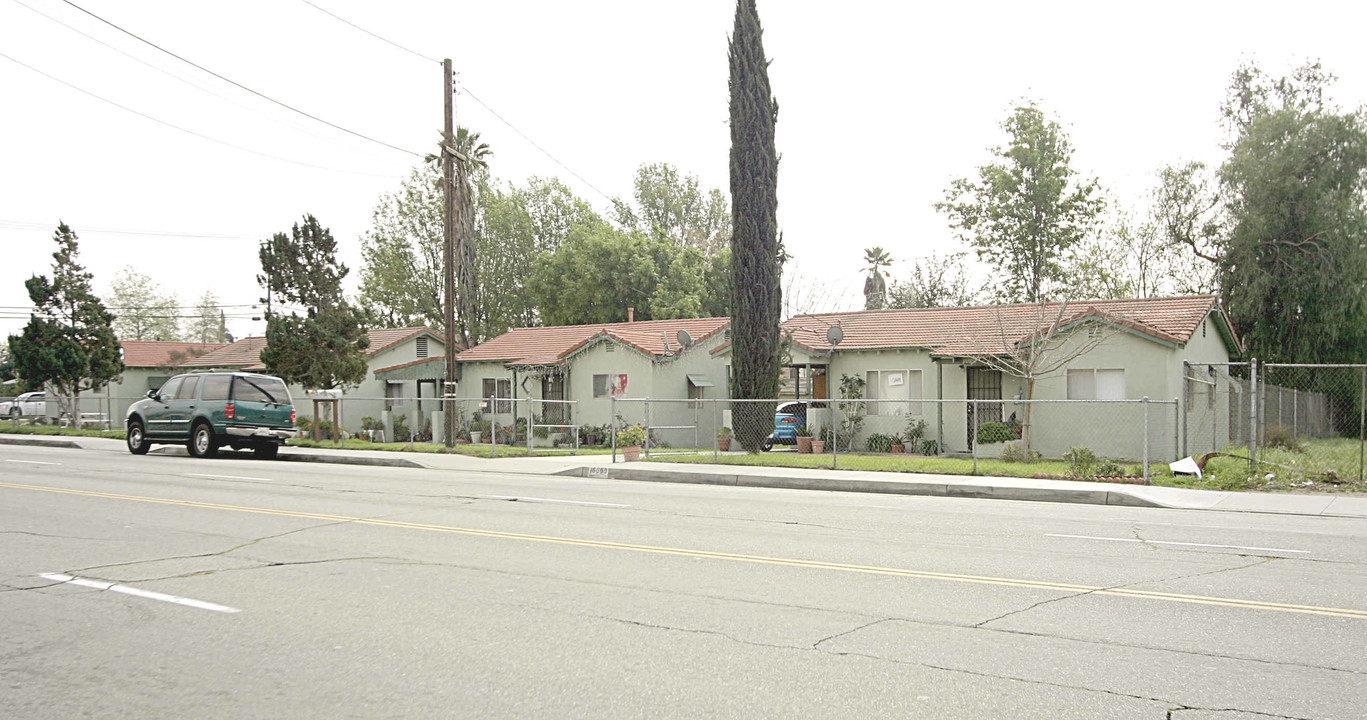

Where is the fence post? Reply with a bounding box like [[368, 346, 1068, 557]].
[[490, 402, 498, 459], [1359, 367, 1365, 484], [1181, 361, 1189, 458], [1173, 398, 1180, 464], [971, 399, 978, 475], [644, 397, 652, 458], [526, 398, 534, 456], [1142, 396, 1150, 484], [832, 399, 839, 470], [713, 400, 719, 462], [611, 395, 617, 463], [1249, 358, 1258, 473]]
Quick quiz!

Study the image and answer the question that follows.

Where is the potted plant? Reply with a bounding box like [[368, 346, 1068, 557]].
[[810, 426, 826, 454], [889, 433, 906, 454], [617, 424, 646, 461], [716, 426, 734, 451]]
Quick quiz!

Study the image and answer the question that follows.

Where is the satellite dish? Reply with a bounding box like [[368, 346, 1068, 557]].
[[826, 325, 844, 346], [676, 329, 694, 349]]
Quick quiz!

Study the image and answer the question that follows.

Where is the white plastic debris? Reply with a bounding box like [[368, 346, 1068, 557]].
[[1169, 456, 1202, 479]]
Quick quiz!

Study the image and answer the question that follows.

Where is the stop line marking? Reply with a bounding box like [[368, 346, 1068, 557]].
[[39, 573, 241, 614], [187, 473, 275, 483], [1046, 534, 1308, 554]]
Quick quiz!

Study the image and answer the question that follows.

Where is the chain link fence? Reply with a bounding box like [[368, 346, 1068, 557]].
[[1256, 364, 1365, 483], [610, 396, 1177, 481]]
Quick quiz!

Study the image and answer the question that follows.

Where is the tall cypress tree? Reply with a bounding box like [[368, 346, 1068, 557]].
[[728, 0, 781, 452]]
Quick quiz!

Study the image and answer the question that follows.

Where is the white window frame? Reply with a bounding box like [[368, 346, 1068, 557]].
[[1066, 368, 1125, 400], [864, 369, 922, 416]]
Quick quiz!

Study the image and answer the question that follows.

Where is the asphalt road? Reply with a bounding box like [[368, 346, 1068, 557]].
[[2, 442, 1365, 719]]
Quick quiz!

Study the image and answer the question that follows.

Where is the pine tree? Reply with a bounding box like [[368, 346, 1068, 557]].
[[8, 223, 123, 418], [728, 0, 782, 452]]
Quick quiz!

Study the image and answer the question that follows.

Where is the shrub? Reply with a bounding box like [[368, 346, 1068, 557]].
[[392, 414, 411, 443], [1263, 425, 1305, 453], [617, 425, 646, 447], [905, 418, 928, 443], [1063, 446, 1099, 477], [919, 439, 940, 456], [316, 419, 334, 440], [360, 416, 380, 431], [1000, 442, 1042, 463], [977, 422, 1016, 444], [295, 415, 313, 432], [865, 433, 894, 453], [578, 424, 609, 447], [1096, 459, 1126, 476]]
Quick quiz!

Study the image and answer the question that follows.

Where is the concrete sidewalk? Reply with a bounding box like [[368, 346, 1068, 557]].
[[5, 434, 1365, 519]]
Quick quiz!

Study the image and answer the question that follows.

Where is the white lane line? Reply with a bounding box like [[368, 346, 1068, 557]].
[[479, 495, 630, 508], [4, 459, 57, 466], [1046, 534, 1309, 554], [186, 473, 274, 483], [38, 573, 241, 614]]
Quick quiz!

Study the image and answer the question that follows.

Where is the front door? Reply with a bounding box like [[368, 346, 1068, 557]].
[[966, 367, 1002, 447]]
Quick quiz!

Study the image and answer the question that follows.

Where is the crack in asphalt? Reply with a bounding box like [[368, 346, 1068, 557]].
[[812, 617, 896, 651], [1168, 706, 1309, 719], [0, 530, 111, 541]]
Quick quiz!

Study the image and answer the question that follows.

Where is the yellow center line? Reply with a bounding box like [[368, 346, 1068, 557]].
[[6, 480, 1366, 620]]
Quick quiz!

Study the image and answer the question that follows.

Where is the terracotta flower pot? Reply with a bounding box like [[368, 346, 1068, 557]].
[[796, 436, 813, 454], [622, 445, 642, 462], [718, 438, 731, 451], [810, 440, 825, 454], [891, 444, 905, 454]]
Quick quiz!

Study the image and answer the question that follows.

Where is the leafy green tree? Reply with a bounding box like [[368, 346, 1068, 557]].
[[1217, 61, 1367, 364], [8, 223, 123, 418], [862, 246, 892, 309], [887, 252, 980, 308], [107, 266, 181, 341], [359, 163, 444, 331], [528, 225, 660, 326], [612, 163, 732, 257], [702, 248, 732, 317], [185, 290, 229, 344], [938, 103, 1103, 303], [729, 0, 782, 452], [258, 215, 369, 389]]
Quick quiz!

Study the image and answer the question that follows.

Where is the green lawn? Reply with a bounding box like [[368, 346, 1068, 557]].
[[0, 424, 126, 440], [286, 437, 615, 458]]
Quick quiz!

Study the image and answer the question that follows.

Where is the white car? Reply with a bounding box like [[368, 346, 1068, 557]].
[[2, 391, 47, 419]]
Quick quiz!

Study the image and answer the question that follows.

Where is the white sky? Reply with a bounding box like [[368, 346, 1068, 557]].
[[4, 0, 1366, 341]]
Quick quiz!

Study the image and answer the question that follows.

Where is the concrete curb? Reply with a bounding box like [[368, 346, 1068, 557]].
[[149, 445, 426, 469], [0, 436, 83, 450], [556, 465, 1164, 509]]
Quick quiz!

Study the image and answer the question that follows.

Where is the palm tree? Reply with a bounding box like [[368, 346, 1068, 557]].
[[428, 128, 492, 348], [863, 246, 892, 309]]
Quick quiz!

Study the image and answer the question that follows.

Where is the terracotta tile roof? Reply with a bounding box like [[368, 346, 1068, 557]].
[[458, 317, 731, 367], [120, 341, 226, 368], [177, 327, 454, 371], [180, 337, 269, 369], [782, 296, 1233, 357], [373, 356, 445, 375]]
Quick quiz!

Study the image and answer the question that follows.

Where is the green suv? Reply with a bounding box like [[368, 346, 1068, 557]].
[[126, 372, 295, 459]]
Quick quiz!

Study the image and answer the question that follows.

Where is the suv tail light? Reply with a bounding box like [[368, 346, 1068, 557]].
[[780, 416, 798, 423], [290, 408, 296, 424], [225, 402, 235, 421]]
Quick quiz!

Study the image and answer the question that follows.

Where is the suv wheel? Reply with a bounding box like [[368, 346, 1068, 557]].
[[188, 421, 219, 458], [126, 420, 150, 455], [8, 407, 19, 420]]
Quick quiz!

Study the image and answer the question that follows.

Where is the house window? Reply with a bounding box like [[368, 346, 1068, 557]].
[[386, 381, 404, 411], [865, 369, 922, 416], [686, 374, 713, 409], [483, 377, 511, 414], [416, 336, 429, 358], [1066, 369, 1125, 400], [593, 374, 628, 398]]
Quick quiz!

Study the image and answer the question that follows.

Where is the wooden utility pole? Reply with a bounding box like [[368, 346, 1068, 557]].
[[442, 58, 458, 448]]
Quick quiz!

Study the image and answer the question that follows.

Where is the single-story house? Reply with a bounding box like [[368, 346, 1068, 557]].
[[71, 341, 227, 427], [456, 317, 731, 443], [177, 327, 453, 438], [757, 295, 1241, 461]]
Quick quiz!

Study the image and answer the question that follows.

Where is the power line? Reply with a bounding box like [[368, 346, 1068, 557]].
[[292, 0, 615, 203], [9, 0, 392, 157], [297, 0, 439, 65], [58, 0, 423, 158], [0, 51, 400, 178]]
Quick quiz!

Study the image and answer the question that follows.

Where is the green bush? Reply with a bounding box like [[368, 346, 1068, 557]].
[[1096, 459, 1126, 476], [1063, 446, 1099, 476], [392, 414, 411, 443], [919, 439, 940, 456], [865, 433, 894, 453], [905, 418, 928, 443], [1263, 425, 1305, 453], [977, 422, 1016, 444], [617, 425, 646, 447], [717, 426, 734, 440], [999, 442, 1041, 463]]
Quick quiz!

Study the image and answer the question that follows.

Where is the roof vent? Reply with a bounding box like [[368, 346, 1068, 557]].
[[416, 336, 429, 358]]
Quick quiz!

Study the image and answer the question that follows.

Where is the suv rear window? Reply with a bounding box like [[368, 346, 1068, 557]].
[[231, 376, 290, 404], [200, 375, 231, 401]]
